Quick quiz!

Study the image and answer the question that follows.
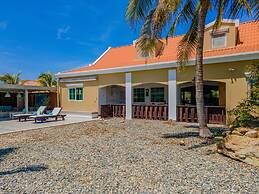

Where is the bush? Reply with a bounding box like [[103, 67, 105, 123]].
[[228, 63, 259, 127], [228, 100, 255, 127]]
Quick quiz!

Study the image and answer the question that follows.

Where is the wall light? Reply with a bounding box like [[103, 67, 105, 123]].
[[5, 92, 11, 98]]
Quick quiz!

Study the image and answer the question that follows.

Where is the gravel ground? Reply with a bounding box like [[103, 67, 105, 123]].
[[0, 118, 258, 194]]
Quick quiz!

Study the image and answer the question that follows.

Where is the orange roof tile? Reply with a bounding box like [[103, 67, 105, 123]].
[[20, 80, 41, 86], [65, 21, 259, 74]]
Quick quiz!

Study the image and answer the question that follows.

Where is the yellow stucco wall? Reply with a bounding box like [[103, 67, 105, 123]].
[[59, 60, 257, 113], [60, 80, 99, 112], [132, 69, 168, 86], [98, 73, 125, 87]]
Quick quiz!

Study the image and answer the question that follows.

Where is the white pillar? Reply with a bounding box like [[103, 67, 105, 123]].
[[168, 69, 177, 120], [125, 72, 132, 119], [25, 90, 29, 113]]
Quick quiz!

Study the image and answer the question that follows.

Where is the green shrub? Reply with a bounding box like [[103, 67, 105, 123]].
[[228, 100, 255, 127], [228, 63, 259, 127]]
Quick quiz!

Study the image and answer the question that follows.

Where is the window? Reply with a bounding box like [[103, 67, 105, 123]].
[[180, 85, 220, 106], [151, 87, 164, 102], [69, 88, 83, 101], [133, 88, 145, 102], [212, 33, 226, 49]]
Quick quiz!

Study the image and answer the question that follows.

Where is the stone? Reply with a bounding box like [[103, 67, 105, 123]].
[[222, 131, 231, 137], [245, 130, 258, 138], [190, 189, 202, 194], [236, 127, 249, 135], [231, 130, 243, 136], [217, 129, 259, 167], [179, 140, 185, 146]]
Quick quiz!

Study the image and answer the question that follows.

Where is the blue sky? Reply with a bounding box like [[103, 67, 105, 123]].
[[0, 1, 254, 80]]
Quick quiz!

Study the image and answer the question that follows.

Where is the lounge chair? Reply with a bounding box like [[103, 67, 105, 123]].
[[13, 106, 47, 122], [30, 107, 66, 123]]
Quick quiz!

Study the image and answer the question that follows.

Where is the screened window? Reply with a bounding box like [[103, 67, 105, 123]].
[[133, 88, 145, 102], [212, 33, 226, 49], [69, 88, 83, 101], [151, 87, 164, 102]]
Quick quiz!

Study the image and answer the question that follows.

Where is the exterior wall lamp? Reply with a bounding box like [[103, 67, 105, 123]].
[[4, 92, 11, 98]]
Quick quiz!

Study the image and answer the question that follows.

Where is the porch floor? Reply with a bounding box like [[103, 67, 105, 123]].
[[0, 114, 97, 135]]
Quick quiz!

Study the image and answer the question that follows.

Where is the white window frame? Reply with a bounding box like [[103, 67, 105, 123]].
[[68, 87, 84, 101], [212, 33, 227, 49]]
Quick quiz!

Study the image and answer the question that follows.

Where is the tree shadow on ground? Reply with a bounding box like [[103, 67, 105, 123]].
[[0, 147, 17, 162], [0, 148, 48, 176], [0, 164, 48, 176], [160, 126, 228, 151], [161, 126, 228, 139], [161, 131, 199, 139], [187, 138, 221, 150]]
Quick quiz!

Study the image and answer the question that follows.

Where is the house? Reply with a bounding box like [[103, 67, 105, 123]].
[[56, 20, 259, 124]]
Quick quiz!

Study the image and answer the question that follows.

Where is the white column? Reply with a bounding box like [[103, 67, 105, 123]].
[[25, 90, 29, 113], [168, 69, 177, 120], [125, 72, 132, 119]]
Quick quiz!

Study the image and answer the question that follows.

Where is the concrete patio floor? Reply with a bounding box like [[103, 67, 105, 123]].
[[0, 114, 97, 135]]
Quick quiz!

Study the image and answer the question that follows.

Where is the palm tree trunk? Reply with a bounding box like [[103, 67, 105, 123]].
[[195, 3, 213, 138]]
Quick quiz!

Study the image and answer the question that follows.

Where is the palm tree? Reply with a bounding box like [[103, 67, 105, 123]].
[[38, 72, 57, 87], [0, 71, 21, 84], [126, 0, 256, 137]]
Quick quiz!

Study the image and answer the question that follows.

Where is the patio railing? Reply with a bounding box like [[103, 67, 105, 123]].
[[101, 104, 168, 120], [101, 104, 226, 124], [176, 105, 226, 124]]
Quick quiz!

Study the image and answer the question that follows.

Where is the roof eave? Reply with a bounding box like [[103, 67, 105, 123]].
[[56, 51, 259, 78]]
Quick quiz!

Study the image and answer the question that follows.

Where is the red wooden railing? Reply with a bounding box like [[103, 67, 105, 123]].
[[101, 104, 168, 120], [132, 105, 168, 120], [101, 104, 226, 124], [177, 105, 226, 124], [101, 104, 126, 118]]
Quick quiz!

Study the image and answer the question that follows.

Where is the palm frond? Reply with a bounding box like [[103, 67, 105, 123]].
[[212, 0, 226, 31], [177, 11, 199, 68], [167, 0, 196, 39], [152, 0, 182, 38], [126, 0, 154, 27], [38, 72, 56, 87], [0, 72, 21, 84], [225, 0, 253, 19], [135, 9, 158, 57]]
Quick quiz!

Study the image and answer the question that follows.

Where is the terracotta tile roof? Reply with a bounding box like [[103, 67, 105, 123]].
[[65, 21, 259, 74], [20, 80, 41, 86]]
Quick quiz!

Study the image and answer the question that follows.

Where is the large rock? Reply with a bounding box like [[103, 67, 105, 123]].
[[217, 128, 259, 167], [245, 130, 258, 138]]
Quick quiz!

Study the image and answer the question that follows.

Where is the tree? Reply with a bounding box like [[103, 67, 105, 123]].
[[38, 72, 57, 87], [126, 0, 256, 137], [0, 71, 21, 84]]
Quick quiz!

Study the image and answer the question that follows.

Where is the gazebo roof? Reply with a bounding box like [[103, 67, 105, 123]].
[[0, 83, 56, 92]]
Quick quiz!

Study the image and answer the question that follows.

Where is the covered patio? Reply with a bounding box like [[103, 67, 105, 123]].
[[0, 83, 57, 120], [100, 71, 226, 125]]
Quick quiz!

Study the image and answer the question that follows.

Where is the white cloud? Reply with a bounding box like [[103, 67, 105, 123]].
[[0, 21, 7, 30], [56, 25, 71, 40]]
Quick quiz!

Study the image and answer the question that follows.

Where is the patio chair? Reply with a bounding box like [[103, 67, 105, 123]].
[[30, 107, 66, 123], [13, 106, 47, 122]]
